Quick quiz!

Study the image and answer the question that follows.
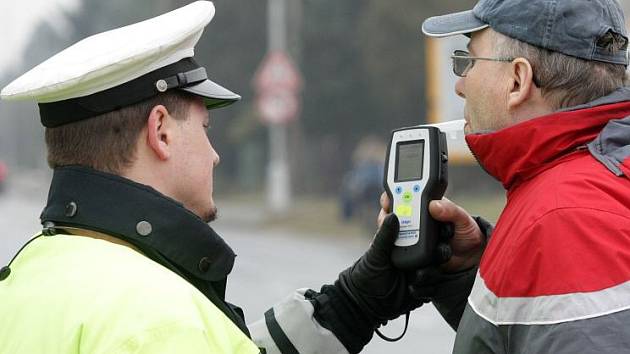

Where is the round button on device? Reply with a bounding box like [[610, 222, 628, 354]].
[[395, 186, 403, 194], [413, 185, 421, 193]]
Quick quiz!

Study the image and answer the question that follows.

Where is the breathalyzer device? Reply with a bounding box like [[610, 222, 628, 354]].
[[384, 125, 448, 270]]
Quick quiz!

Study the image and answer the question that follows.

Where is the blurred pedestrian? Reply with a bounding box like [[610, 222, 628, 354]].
[[340, 136, 386, 229]]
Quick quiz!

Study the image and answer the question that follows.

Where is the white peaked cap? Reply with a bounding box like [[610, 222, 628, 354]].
[[0, 1, 240, 127]]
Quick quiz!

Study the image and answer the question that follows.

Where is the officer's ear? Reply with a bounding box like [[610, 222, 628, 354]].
[[146, 104, 174, 160], [507, 57, 536, 111]]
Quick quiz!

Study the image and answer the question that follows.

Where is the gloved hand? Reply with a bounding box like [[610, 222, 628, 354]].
[[307, 214, 430, 353], [337, 213, 425, 326], [378, 194, 486, 273], [309, 198, 487, 352], [405, 204, 492, 330], [376, 193, 486, 313], [426, 199, 487, 272]]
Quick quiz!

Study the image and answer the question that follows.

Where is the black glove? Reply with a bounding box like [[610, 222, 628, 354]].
[[407, 216, 493, 330], [307, 215, 458, 353], [408, 221, 455, 302], [408, 215, 492, 302], [337, 214, 425, 326]]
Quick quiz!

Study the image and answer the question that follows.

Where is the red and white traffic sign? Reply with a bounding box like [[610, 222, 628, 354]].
[[253, 51, 303, 92], [256, 89, 299, 125], [253, 50, 303, 124]]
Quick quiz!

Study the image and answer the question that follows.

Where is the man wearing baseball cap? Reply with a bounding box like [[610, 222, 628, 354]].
[[0, 2, 429, 353], [403, 0, 630, 352]]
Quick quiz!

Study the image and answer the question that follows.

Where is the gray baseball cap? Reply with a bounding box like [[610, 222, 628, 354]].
[[422, 0, 629, 66]]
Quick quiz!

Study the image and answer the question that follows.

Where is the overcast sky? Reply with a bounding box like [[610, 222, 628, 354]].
[[1, 0, 629, 79], [0, 0, 80, 78]]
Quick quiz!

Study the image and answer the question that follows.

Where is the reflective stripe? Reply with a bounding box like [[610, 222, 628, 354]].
[[250, 290, 349, 354], [455, 303, 630, 354], [469, 271, 630, 325], [265, 308, 299, 354], [249, 316, 280, 354]]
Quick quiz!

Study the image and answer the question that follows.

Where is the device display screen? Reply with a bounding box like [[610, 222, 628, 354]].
[[395, 140, 424, 182]]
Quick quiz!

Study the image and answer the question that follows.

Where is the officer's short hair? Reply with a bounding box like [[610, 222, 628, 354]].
[[45, 91, 194, 174]]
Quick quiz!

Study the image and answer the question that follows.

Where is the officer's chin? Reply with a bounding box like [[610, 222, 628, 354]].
[[204, 206, 218, 223]]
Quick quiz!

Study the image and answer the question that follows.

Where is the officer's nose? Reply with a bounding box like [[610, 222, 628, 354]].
[[213, 150, 220, 167]]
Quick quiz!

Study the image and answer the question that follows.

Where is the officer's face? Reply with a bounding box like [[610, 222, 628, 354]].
[[172, 97, 220, 222]]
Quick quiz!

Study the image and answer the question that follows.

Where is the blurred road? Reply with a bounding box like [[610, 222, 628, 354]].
[[0, 172, 455, 354]]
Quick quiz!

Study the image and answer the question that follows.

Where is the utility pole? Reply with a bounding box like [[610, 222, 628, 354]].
[[255, 0, 302, 214], [266, 0, 291, 213]]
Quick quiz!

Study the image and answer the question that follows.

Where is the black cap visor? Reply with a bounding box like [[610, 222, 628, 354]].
[[180, 78, 241, 110]]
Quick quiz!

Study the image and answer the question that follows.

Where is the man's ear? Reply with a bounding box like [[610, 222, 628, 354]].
[[146, 105, 173, 161], [507, 58, 536, 111]]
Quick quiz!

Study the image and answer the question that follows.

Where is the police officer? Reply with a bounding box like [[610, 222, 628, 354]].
[[0, 2, 434, 353]]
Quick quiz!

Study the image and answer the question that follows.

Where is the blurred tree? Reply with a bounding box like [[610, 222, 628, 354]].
[[0, 19, 61, 170], [297, 0, 477, 193], [1, 0, 174, 171], [358, 0, 477, 131], [298, 0, 379, 193], [195, 0, 267, 193]]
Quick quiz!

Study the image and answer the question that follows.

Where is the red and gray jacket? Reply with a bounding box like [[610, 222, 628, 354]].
[[442, 87, 630, 354]]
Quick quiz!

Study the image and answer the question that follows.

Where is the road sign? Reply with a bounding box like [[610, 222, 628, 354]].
[[253, 50, 303, 124], [253, 51, 302, 92], [256, 89, 299, 124]]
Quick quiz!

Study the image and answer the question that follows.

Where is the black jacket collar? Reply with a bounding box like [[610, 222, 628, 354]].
[[40, 166, 236, 283]]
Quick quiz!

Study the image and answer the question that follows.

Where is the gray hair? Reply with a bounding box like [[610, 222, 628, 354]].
[[493, 31, 627, 110]]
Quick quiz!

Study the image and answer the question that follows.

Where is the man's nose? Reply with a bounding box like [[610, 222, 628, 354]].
[[455, 77, 466, 99]]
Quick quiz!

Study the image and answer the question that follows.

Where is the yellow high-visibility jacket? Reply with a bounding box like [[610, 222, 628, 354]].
[[0, 233, 260, 354]]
